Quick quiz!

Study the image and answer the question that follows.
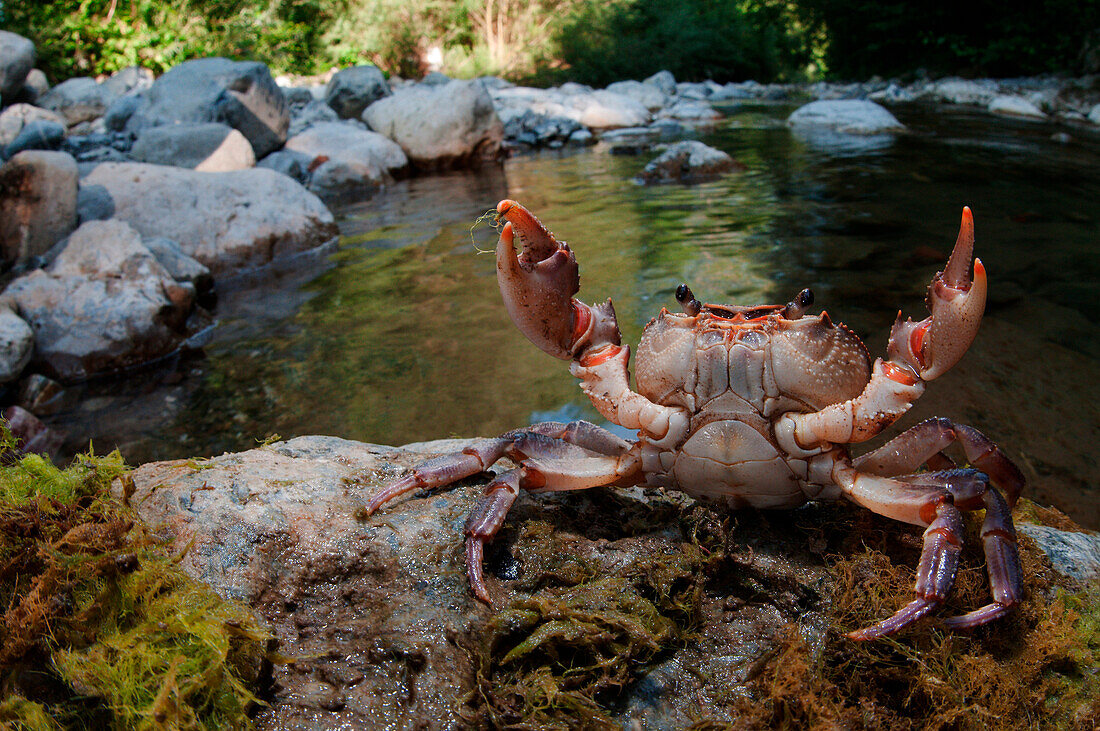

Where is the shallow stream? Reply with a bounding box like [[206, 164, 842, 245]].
[[52, 103, 1100, 527]]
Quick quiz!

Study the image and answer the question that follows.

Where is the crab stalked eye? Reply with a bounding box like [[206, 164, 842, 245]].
[[675, 283, 702, 316], [783, 288, 815, 319]]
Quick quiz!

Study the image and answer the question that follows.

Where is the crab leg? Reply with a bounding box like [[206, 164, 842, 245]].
[[784, 208, 987, 447], [495, 200, 690, 446], [828, 458, 1022, 639]]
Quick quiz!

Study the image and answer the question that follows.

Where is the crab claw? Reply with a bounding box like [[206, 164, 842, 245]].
[[888, 207, 987, 381], [495, 200, 581, 360]]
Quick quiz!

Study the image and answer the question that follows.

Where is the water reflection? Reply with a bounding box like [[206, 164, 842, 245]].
[[55, 105, 1100, 527]]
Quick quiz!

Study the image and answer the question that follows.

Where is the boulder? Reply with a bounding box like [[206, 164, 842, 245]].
[[605, 80, 669, 111], [0, 151, 79, 265], [923, 78, 999, 106], [77, 162, 337, 274], [130, 122, 256, 171], [112, 57, 290, 158], [570, 89, 650, 129], [287, 99, 340, 138], [1018, 524, 1100, 585], [988, 95, 1046, 119], [143, 236, 213, 292], [500, 109, 583, 149], [644, 70, 677, 96], [635, 140, 739, 184], [17, 69, 49, 104], [657, 99, 722, 122], [0, 31, 35, 99], [2, 405, 62, 457], [0, 305, 34, 384], [787, 99, 905, 134], [363, 80, 503, 169], [1, 104, 64, 147], [4, 119, 65, 157], [4, 220, 195, 381], [256, 150, 309, 184], [284, 121, 408, 199], [324, 65, 390, 119], [100, 65, 154, 99], [1087, 103, 1100, 125], [868, 82, 917, 104], [37, 77, 113, 126]]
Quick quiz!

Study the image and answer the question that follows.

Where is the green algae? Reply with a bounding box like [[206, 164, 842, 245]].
[[0, 429, 270, 730]]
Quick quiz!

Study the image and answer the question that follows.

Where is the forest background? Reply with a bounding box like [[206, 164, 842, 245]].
[[2, 0, 1098, 88]]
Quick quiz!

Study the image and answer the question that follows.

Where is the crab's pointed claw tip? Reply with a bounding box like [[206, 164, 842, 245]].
[[497, 199, 517, 215], [943, 206, 976, 288]]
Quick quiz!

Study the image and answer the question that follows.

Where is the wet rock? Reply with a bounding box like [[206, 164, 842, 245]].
[[143, 236, 213, 292], [988, 95, 1046, 119], [5, 219, 196, 381], [868, 82, 917, 104], [922, 77, 999, 106], [324, 65, 390, 119], [76, 161, 337, 275], [113, 57, 290, 158], [1019, 524, 1100, 585], [787, 99, 904, 134], [15, 373, 67, 415], [129, 122, 256, 171], [656, 99, 722, 122], [363, 79, 503, 169], [500, 109, 583, 149], [0, 104, 66, 148], [0, 31, 35, 99], [284, 121, 407, 200], [38, 77, 115, 127], [1088, 103, 1100, 124], [0, 305, 33, 383], [0, 151, 78, 265], [635, 140, 739, 184], [2, 405, 62, 456], [3, 119, 65, 157]]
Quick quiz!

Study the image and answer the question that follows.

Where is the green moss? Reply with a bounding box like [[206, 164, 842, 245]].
[[0, 428, 270, 730]]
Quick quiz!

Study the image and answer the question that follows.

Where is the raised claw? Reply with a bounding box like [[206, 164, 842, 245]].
[[888, 207, 987, 381], [495, 199, 581, 360]]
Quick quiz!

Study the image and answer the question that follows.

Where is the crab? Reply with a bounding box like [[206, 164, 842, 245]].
[[366, 200, 1024, 640]]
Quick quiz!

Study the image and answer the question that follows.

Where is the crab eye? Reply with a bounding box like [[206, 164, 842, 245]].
[[783, 288, 815, 319], [675, 283, 702, 316]]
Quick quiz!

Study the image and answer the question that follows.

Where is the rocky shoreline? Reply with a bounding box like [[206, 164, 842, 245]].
[[2, 28, 1100, 449]]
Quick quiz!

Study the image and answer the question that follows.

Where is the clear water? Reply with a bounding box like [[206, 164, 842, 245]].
[[54, 104, 1100, 527]]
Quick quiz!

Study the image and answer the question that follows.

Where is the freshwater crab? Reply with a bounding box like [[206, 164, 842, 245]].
[[366, 200, 1024, 640]]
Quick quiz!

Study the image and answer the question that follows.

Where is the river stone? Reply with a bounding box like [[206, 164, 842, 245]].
[[0, 306, 34, 384], [100, 65, 154, 98], [284, 121, 407, 199], [324, 65, 391, 119], [1018, 524, 1100, 585], [570, 89, 651, 129], [606, 80, 669, 111], [16, 69, 50, 104], [256, 149, 309, 184], [4, 219, 195, 381], [787, 99, 904, 134], [644, 70, 677, 96], [76, 162, 337, 275], [1087, 103, 1100, 125], [0, 105, 65, 148], [0, 31, 35, 99], [38, 77, 114, 126], [635, 140, 739, 183], [924, 78, 999, 106], [988, 95, 1046, 119], [143, 236, 213, 292], [362, 79, 503, 169], [287, 99, 340, 138], [4, 119, 65, 157], [0, 151, 78, 265], [130, 122, 256, 171], [657, 99, 722, 122], [113, 57, 290, 158]]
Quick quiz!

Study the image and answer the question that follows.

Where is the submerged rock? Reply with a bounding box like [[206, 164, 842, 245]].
[[635, 140, 739, 184], [787, 99, 905, 134]]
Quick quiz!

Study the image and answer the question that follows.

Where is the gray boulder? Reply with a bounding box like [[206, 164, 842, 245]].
[[38, 77, 114, 126], [1090, 104, 1100, 125], [284, 121, 407, 199], [787, 99, 905, 134], [0, 151, 79, 265], [77, 162, 337, 274], [287, 99, 340, 138], [0, 31, 35, 99], [1019, 524, 1100, 585], [256, 149, 310, 184], [571, 89, 651, 129], [130, 122, 256, 171], [143, 236, 213, 292], [362, 80, 502, 169], [111, 57, 290, 158], [17, 69, 49, 104], [324, 65, 390, 119], [988, 95, 1046, 119], [923, 77, 999, 106], [0, 306, 34, 384], [4, 119, 65, 157], [100, 65, 154, 98], [644, 70, 677, 96], [635, 140, 739, 184], [4, 219, 195, 381], [606, 80, 669, 111]]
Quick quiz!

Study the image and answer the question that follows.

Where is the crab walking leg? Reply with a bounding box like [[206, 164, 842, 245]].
[[464, 439, 641, 603], [784, 208, 987, 448], [854, 417, 1025, 507], [827, 460, 1022, 638]]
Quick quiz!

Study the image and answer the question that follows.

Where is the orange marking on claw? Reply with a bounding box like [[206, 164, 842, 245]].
[[882, 361, 918, 385], [571, 301, 590, 346], [579, 345, 622, 367], [909, 322, 930, 365]]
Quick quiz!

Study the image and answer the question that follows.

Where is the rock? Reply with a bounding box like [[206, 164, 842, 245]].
[[2, 405, 62, 457], [0, 151, 79, 265], [0, 306, 34, 383], [324, 65, 391, 119], [1088, 103, 1100, 124], [605, 80, 669, 111], [0, 31, 35, 99], [115, 57, 290, 158], [571, 89, 650, 129], [281, 86, 315, 106], [867, 82, 917, 104], [256, 149, 310, 184], [644, 70, 677, 96], [1019, 524, 1100, 585], [19, 69, 49, 103], [4, 119, 65, 157], [787, 99, 904, 134], [0, 104, 69, 147], [988, 95, 1046, 119], [15, 373, 67, 415], [924, 77, 999, 106], [287, 99, 340, 138], [37, 77, 113, 126], [676, 82, 711, 100], [362, 80, 502, 169], [143, 236, 213, 292], [77, 162, 337, 274], [657, 99, 722, 122], [100, 65, 154, 98], [130, 122, 256, 171], [635, 140, 739, 184], [284, 122, 407, 200], [500, 109, 583, 149], [4, 220, 196, 381]]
